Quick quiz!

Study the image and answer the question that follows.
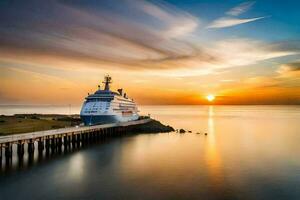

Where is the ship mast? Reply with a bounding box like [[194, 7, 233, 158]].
[[103, 75, 112, 91]]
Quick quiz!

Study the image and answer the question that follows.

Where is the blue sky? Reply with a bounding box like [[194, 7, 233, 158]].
[[166, 0, 300, 40]]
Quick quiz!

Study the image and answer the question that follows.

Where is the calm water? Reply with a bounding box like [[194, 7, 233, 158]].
[[1, 105, 300, 200]]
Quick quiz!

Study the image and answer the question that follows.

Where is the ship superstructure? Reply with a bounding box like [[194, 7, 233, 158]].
[[80, 75, 139, 125]]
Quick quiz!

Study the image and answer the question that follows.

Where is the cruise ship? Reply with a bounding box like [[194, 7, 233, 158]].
[[80, 76, 139, 126]]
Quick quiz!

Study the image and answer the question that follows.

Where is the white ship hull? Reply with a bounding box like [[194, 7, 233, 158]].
[[80, 76, 139, 126]]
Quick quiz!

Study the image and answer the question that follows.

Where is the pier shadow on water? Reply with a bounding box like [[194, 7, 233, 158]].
[[0, 132, 125, 174]]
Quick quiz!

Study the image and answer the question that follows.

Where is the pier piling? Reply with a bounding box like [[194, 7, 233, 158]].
[[0, 145, 2, 166], [45, 137, 50, 151], [72, 134, 76, 147], [5, 142, 12, 165], [51, 137, 56, 153], [38, 139, 44, 153], [28, 139, 35, 154], [17, 142, 24, 157], [57, 136, 62, 153]]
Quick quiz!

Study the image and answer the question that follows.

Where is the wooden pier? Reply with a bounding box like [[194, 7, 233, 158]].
[[0, 118, 152, 165]]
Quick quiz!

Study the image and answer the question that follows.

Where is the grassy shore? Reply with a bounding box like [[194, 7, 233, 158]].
[[0, 114, 174, 136], [0, 114, 81, 136]]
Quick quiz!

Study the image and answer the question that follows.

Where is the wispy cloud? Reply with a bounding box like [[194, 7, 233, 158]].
[[207, 16, 266, 29], [226, 1, 255, 16], [139, 0, 199, 38], [141, 39, 298, 78], [207, 1, 267, 29], [277, 62, 300, 77]]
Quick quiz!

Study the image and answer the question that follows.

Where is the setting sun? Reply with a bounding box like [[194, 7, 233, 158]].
[[206, 95, 215, 102]]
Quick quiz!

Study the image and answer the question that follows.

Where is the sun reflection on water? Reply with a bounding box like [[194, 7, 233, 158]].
[[205, 106, 224, 187]]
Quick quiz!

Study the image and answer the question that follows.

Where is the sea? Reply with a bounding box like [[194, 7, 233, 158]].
[[0, 105, 300, 200]]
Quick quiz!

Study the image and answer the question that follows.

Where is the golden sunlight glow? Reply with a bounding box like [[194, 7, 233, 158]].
[[206, 94, 215, 102]]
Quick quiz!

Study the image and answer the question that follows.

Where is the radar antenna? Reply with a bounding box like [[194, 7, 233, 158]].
[[103, 75, 112, 90]]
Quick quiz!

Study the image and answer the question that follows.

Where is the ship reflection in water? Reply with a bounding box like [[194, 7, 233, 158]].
[[1, 105, 300, 200]]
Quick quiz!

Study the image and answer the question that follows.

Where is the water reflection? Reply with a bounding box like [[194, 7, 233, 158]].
[[0, 137, 110, 173], [206, 106, 223, 185], [1, 106, 300, 200], [208, 106, 215, 134], [68, 153, 85, 181]]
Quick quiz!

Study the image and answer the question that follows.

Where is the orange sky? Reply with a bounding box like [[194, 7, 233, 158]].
[[1, 60, 299, 105]]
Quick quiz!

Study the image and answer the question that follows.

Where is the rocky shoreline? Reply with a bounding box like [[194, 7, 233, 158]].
[[129, 119, 174, 133]]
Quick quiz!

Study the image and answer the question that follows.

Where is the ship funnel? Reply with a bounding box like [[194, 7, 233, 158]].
[[124, 93, 127, 98], [102, 75, 112, 91], [117, 88, 123, 96]]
